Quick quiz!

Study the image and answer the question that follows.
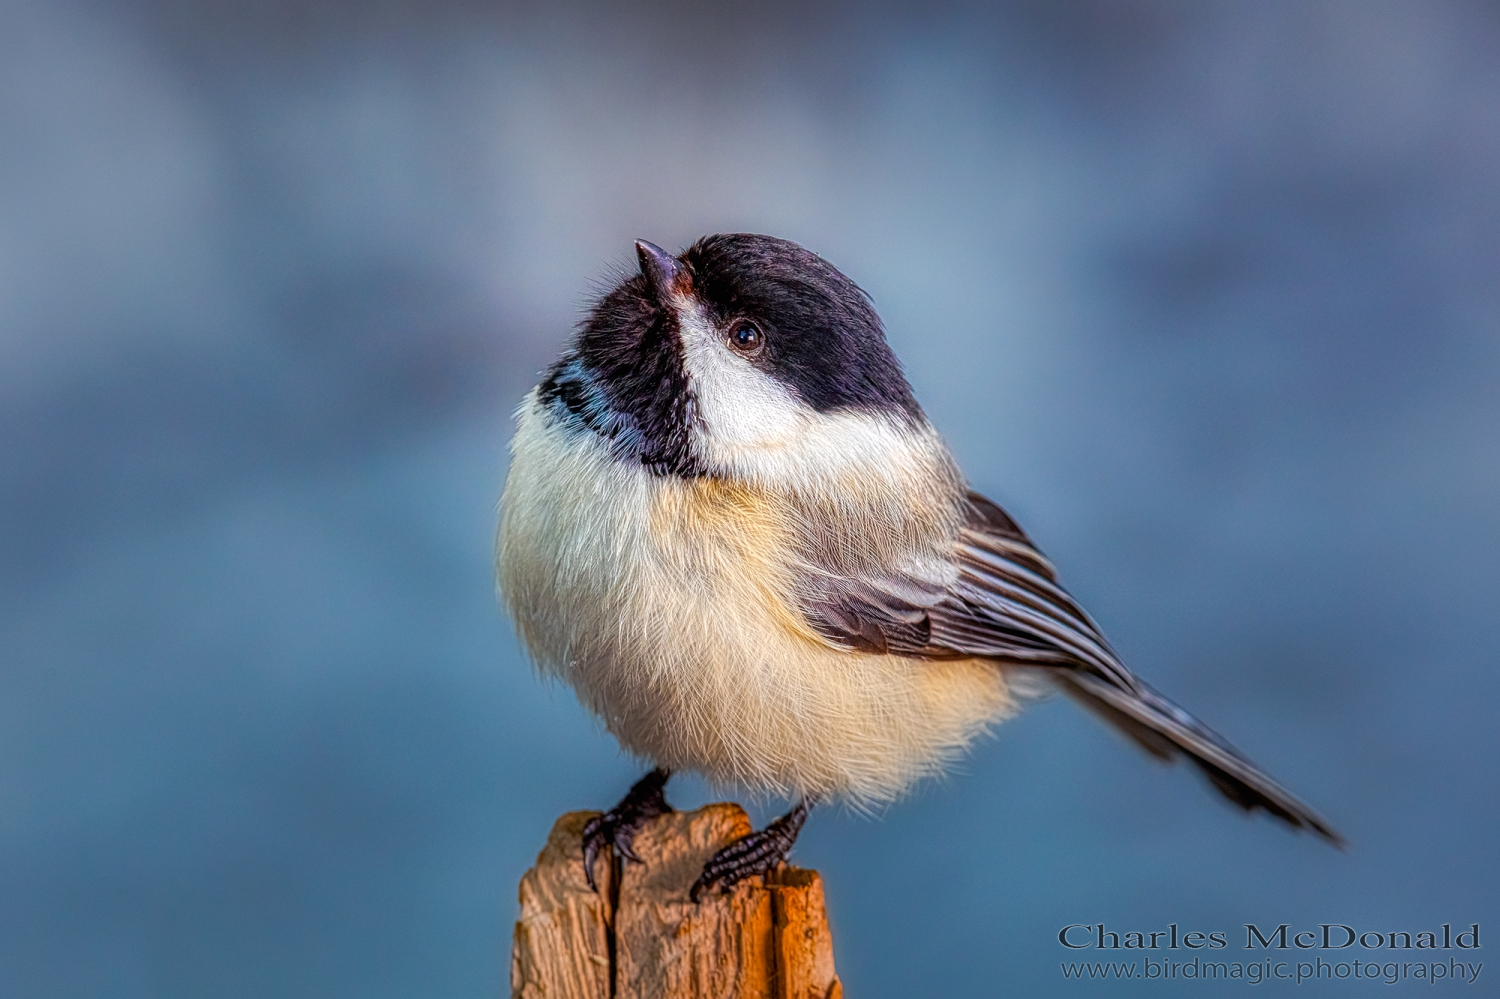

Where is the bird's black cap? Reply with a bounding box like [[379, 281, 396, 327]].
[[680, 234, 921, 420]]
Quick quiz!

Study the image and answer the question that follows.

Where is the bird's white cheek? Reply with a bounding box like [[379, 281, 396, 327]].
[[678, 308, 809, 453]]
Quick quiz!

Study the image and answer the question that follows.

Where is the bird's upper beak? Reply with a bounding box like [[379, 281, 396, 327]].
[[635, 240, 691, 302]]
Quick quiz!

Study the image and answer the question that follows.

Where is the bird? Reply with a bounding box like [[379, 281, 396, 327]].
[[496, 233, 1341, 900]]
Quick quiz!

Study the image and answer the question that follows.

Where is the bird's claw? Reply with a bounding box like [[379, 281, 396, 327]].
[[690, 800, 810, 902], [580, 768, 671, 892]]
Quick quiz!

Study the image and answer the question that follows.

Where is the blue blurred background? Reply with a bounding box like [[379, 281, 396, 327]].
[[2, 1, 1496, 995]]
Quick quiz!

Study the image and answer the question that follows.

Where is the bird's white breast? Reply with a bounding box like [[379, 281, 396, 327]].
[[497, 392, 1014, 804]]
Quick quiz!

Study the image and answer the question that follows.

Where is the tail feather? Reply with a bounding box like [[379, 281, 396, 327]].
[[1057, 670, 1344, 847]]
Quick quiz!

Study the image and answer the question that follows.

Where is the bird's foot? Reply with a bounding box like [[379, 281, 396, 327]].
[[581, 768, 672, 892], [690, 799, 811, 902]]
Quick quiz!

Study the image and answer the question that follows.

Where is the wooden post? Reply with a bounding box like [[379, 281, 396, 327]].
[[512, 803, 842, 999]]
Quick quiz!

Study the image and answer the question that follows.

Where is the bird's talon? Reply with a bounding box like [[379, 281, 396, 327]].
[[579, 768, 672, 892], [689, 800, 810, 903]]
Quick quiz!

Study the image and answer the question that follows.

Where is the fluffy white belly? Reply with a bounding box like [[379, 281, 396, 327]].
[[497, 397, 1013, 804]]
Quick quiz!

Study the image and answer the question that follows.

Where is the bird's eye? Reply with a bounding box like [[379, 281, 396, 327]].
[[727, 322, 765, 357]]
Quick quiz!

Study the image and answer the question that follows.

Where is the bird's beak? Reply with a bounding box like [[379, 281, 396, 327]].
[[635, 240, 690, 302]]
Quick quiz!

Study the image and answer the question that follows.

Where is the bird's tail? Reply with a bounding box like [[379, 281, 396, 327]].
[[1055, 670, 1344, 846]]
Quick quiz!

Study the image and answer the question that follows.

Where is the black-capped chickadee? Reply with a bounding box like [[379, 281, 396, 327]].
[[497, 234, 1340, 900]]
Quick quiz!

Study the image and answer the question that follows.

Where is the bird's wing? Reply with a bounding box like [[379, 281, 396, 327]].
[[799, 489, 1344, 845]]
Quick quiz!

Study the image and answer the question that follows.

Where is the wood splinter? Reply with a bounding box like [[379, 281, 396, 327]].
[[512, 803, 842, 999]]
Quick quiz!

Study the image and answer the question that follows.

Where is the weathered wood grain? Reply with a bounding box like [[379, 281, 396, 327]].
[[512, 811, 615, 999], [511, 804, 841, 999]]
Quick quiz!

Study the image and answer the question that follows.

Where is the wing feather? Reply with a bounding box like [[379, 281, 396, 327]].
[[798, 488, 1342, 845]]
